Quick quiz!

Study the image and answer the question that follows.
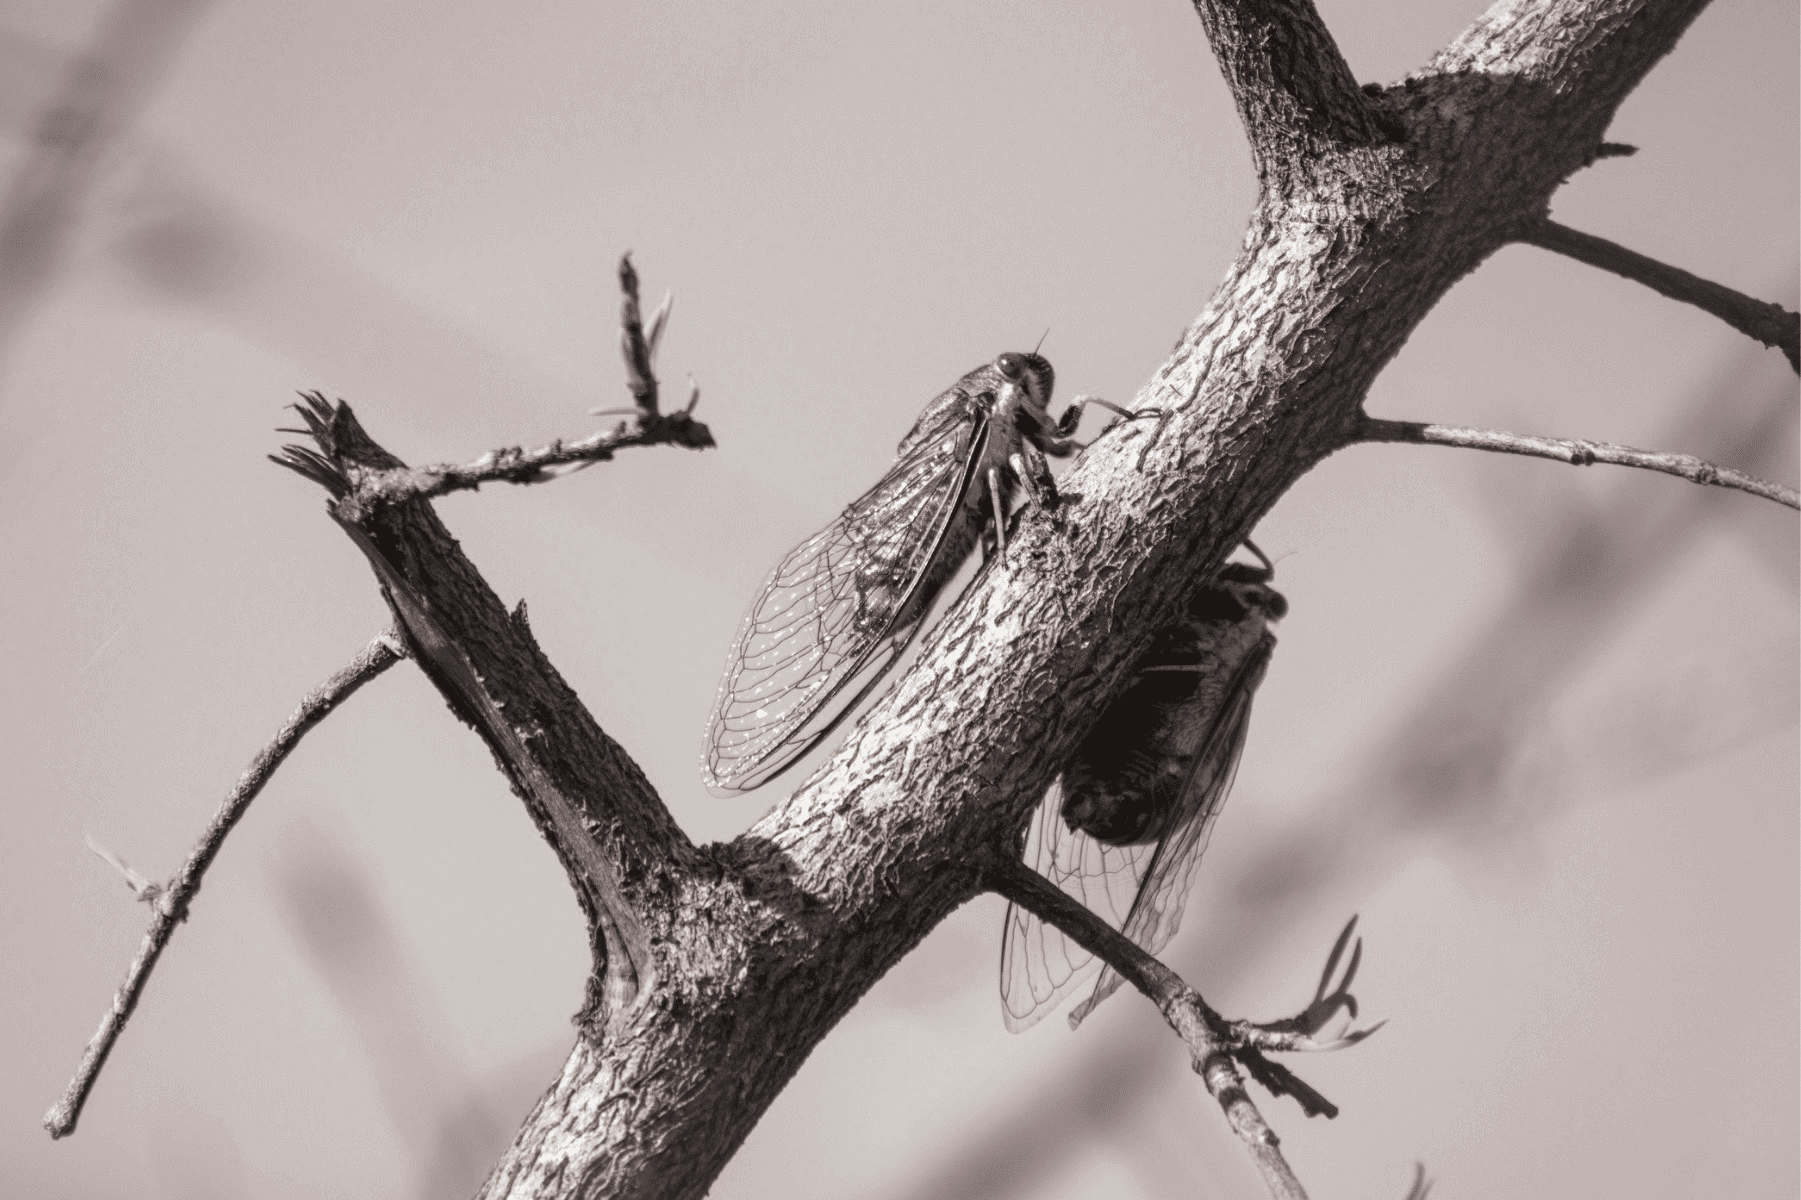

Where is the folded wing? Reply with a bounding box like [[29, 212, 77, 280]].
[[702, 408, 988, 794]]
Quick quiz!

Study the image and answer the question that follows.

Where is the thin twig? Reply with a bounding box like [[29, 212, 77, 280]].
[[44, 631, 405, 1139], [616, 252, 668, 415], [1520, 220, 1800, 372], [1359, 416, 1799, 510], [307, 409, 715, 512], [985, 855, 1384, 1200], [270, 253, 712, 513]]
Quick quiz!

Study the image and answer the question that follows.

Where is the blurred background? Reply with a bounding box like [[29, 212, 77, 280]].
[[2, 1, 1794, 1197]]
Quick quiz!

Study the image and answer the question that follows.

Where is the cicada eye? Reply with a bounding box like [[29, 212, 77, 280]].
[[995, 353, 1024, 379]]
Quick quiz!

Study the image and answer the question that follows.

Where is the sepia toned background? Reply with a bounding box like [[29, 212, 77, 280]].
[[2, 1, 1795, 1197]]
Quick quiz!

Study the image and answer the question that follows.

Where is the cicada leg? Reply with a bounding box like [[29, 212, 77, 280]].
[[987, 466, 1009, 562], [1045, 396, 1171, 466], [1009, 445, 1060, 513]]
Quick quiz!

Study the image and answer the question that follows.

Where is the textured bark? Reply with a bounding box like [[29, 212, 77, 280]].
[[276, 2, 1721, 1197]]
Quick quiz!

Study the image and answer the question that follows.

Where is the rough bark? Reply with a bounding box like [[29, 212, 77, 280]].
[[275, 2, 1724, 1197]]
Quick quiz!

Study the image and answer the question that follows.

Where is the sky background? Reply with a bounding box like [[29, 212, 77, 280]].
[[1, 2, 1795, 1198]]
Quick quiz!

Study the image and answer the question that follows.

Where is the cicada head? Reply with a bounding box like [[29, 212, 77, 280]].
[[991, 350, 1056, 431]]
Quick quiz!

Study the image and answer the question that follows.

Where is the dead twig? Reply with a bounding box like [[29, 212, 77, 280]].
[[984, 855, 1383, 1200], [271, 254, 712, 516], [44, 631, 404, 1139], [1359, 416, 1799, 511]]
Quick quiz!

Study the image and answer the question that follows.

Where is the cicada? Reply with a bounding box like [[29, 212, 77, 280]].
[[701, 351, 1124, 795], [999, 553, 1287, 1031]]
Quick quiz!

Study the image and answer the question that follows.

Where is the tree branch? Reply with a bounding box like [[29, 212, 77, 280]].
[[1519, 220, 1800, 372], [44, 631, 404, 1139], [286, 253, 713, 517], [614, 252, 671, 415], [1358, 416, 1799, 510], [211, 3, 1749, 1192], [329, 409, 714, 512], [984, 855, 1379, 1200], [1187, 0, 1391, 192], [1430, 0, 1713, 119], [334, 513, 656, 1017], [272, 389, 692, 1039]]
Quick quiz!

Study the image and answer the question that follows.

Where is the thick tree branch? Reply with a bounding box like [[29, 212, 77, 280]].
[[1187, 0, 1392, 194], [472, 4, 1738, 1191], [336, 514, 655, 1015], [272, 394, 692, 1036], [1519, 219, 1800, 371], [1430, 0, 1713, 116], [1359, 415, 1799, 510], [44, 631, 404, 1139]]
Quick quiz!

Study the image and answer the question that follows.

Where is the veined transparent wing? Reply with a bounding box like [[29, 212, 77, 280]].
[[999, 777, 1156, 1032], [702, 406, 989, 794], [1066, 639, 1271, 1028]]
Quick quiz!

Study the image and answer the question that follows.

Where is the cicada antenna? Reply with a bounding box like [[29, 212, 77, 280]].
[[1033, 328, 1050, 356]]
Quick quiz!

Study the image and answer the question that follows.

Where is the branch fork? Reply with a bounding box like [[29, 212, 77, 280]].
[[51, 256, 709, 1141], [985, 854, 1383, 1198]]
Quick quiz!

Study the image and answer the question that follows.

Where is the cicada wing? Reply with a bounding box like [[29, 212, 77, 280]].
[[1000, 776, 1156, 1032], [1068, 639, 1273, 1028], [702, 409, 989, 794]]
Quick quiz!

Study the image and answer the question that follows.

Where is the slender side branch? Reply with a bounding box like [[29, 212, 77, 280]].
[[1520, 220, 1800, 372], [986, 854, 1321, 1200], [1359, 416, 1800, 511], [317, 408, 714, 513], [281, 253, 713, 515], [44, 631, 405, 1139]]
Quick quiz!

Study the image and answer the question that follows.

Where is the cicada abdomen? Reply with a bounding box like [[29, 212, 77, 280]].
[[999, 557, 1287, 1031], [702, 351, 1103, 795]]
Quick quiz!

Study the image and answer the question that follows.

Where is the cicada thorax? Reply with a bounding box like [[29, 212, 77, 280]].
[[877, 356, 1051, 631], [1059, 564, 1286, 847], [894, 352, 1055, 461]]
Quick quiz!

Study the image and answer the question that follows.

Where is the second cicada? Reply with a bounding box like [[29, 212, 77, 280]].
[[701, 351, 1124, 795], [999, 553, 1288, 1031]]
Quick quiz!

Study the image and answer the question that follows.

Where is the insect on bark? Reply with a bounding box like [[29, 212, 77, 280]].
[[701, 351, 1130, 795], [999, 551, 1287, 1031]]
